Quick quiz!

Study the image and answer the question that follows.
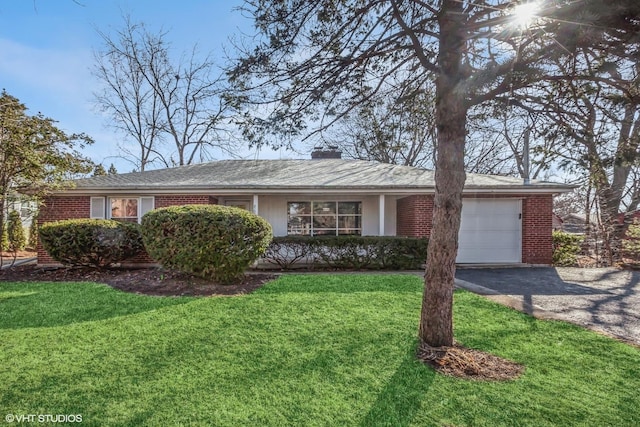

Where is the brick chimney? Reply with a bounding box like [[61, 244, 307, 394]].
[[311, 145, 342, 159]]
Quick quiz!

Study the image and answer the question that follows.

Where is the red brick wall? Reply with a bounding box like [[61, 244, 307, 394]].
[[37, 194, 218, 265], [521, 195, 553, 264], [396, 194, 554, 264], [396, 195, 433, 238]]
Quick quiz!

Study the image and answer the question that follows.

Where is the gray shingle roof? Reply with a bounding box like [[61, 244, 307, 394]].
[[63, 159, 572, 193]]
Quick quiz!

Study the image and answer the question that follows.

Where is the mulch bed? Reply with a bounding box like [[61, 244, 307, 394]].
[[417, 341, 524, 381], [1, 264, 524, 380], [0, 264, 277, 297]]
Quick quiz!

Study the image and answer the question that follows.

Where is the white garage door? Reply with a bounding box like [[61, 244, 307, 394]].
[[457, 199, 522, 263]]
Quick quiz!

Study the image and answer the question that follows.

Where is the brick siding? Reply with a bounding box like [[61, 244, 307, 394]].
[[521, 195, 553, 264], [396, 195, 433, 238]]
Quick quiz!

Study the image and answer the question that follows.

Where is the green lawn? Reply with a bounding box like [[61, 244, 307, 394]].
[[0, 274, 638, 427]]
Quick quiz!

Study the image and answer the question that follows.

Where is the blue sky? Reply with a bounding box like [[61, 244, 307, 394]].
[[0, 0, 287, 172]]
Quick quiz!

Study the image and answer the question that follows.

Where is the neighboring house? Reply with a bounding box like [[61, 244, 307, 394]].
[[36, 151, 573, 266], [552, 213, 564, 231], [3, 192, 37, 231], [560, 213, 595, 234]]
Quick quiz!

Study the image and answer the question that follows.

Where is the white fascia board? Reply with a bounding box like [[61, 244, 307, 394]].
[[54, 185, 573, 196]]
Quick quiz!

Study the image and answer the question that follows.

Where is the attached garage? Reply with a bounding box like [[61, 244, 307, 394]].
[[457, 199, 522, 263]]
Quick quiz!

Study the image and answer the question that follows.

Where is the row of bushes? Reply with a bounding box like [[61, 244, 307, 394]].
[[262, 236, 428, 270], [39, 207, 428, 283], [39, 205, 272, 284]]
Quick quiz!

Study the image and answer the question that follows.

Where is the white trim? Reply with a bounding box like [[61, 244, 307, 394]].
[[90, 197, 106, 219], [107, 196, 154, 224], [253, 194, 259, 215], [140, 196, 155, 217], [378, 195, 385, 236], [55, 186, 573, 196]]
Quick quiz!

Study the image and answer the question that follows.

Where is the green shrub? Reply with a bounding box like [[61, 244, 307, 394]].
[[141, 205, 273, 284], [261, 236, 315, 269], [39, 219, 144, 268], [1, 227, 7, 252], [623, 218, 640, 259], [552, 230, 584, 266], [262, 236, 428, 270], [7, 211, 26, 252]]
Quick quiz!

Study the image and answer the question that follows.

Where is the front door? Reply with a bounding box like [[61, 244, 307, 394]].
[[225, 200, 252, 211]]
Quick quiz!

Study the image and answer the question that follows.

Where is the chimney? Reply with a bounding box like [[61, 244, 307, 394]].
[[311, 145, 342, 159]]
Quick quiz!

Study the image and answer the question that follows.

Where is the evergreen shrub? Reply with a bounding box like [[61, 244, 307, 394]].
[[7, 211, 26, 252], [141, 205, 273, 284], [39, 219, 143, 267]]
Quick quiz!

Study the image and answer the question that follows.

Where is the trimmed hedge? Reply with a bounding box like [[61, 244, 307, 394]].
[[141, 205, 272, 284], [261, 236, 428, 270], [39, 219, 144, 268], [552, 230, 584, 266]]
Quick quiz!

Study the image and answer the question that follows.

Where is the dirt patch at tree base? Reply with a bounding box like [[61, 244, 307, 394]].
[[417, 341, 524, 381], [0, 265, 277, 297]]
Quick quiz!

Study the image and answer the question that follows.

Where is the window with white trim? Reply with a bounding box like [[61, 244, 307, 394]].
[[287, 201, 362, 236], [110, 198, 139, 222], [90, 196, 154, 224]]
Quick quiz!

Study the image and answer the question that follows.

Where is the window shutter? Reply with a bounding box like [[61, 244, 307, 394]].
[[90, 197, 106, 219], [140, 197, 155, 218]]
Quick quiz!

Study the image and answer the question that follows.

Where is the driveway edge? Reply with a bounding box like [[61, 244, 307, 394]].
[[455, 278, 566, 321]]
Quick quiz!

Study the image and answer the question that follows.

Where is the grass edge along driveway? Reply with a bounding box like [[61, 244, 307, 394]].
[[1, 274, 638, 427]]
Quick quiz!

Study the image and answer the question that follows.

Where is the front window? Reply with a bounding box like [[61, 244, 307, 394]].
[[287, 201, 362, 236], [110, 198, 139, 222]]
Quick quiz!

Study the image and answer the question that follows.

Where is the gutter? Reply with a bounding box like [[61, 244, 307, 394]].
[[45, 185, 576, 196]]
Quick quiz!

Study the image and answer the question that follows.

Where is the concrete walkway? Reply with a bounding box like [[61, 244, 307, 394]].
[[455, 267, 640, 347], [0, 257, 37, 270]]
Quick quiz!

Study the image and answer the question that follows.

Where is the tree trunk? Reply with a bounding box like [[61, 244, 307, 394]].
[[419, 0, 467, 347]]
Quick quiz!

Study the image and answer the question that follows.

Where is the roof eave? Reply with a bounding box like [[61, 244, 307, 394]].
[[49, 184, 575, 196]]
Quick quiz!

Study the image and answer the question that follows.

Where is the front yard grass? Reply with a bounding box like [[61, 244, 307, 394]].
[[1, 274, 638, 426]]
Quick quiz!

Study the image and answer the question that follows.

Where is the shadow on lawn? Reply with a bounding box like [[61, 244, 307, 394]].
[[257, 274, 424, 295], [359, 343, 435, 427], [0, 283, 192, 330]]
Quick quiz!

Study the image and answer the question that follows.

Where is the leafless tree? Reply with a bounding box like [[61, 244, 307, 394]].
[[504, 50, 640, 263], [322, 80, 437, 167], [94, 17, 235, 171]]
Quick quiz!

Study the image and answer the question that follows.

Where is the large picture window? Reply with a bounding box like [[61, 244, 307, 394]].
[[287, 201, 361, 236]]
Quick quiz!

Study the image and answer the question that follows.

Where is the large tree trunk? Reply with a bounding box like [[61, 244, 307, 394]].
[[419, 0, 467, 347]]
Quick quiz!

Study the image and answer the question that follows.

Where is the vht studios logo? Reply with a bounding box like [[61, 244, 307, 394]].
[[5, 414, 83, 423]]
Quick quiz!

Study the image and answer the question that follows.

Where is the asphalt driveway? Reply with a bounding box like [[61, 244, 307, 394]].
[[455, 267, 640, 346]]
